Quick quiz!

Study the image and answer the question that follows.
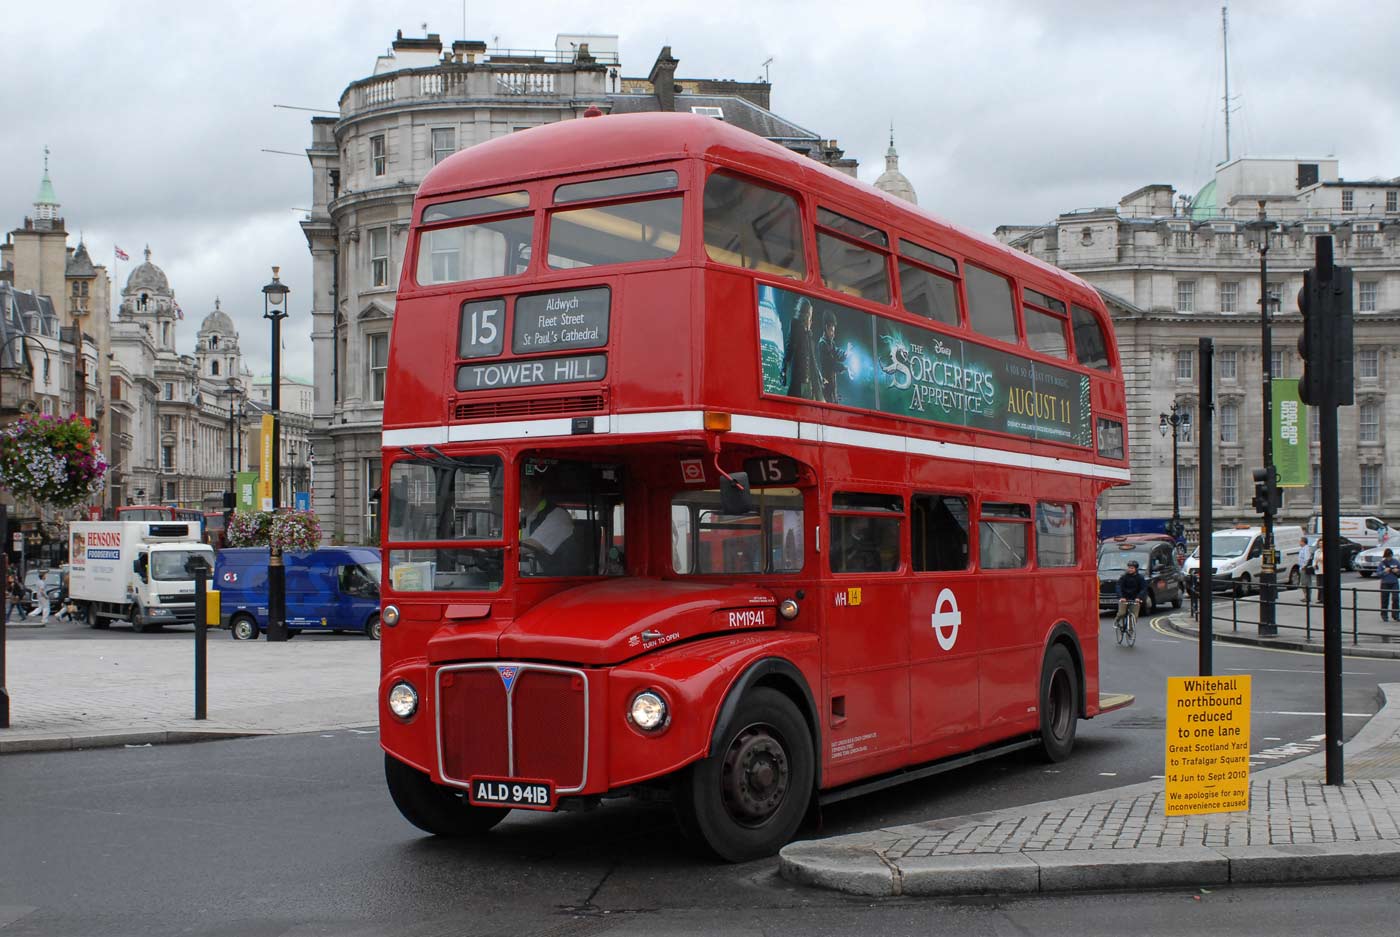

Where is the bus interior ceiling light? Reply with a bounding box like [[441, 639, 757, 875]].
[[382, 604, 400, 626], [628, 691, 668, 731], [388, 681, 418, 718]]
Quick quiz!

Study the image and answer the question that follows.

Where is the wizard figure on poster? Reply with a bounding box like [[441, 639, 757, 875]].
[[780, 295, 820, 400]]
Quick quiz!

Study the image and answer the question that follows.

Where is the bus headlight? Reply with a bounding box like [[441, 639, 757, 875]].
[[778, 598, 800, 620], [387, 681, 418, 718], [628, 690, 668, 732], [382, 604, 400, 627]]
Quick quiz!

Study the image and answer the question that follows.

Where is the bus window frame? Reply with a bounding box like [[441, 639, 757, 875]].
[[700, 164, 812, 283], [828, 490, 905, 576], [1020, 286, 1074, 362], [814, 204, 893, 306], [895, 238, 964, 329], [976, 500, 1034, 571]]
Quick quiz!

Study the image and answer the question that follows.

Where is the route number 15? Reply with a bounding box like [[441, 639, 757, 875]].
[[460, 300, 504, 358]]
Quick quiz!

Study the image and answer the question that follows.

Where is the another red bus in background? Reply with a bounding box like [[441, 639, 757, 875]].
[[118, 505, 205, 526], [378, 113, 1131, 860]]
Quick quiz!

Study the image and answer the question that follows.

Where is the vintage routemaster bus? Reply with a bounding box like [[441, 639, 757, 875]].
[[378, 112, 1132, 861]]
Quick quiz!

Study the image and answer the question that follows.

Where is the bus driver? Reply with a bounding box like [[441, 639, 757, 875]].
[[519, 469, 575, 576]]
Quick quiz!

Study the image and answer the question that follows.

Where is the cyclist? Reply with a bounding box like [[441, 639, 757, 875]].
[[1114, 559, 1147, 633]]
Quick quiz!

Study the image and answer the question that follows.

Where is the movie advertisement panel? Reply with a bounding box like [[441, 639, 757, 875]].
[[757, 284, 1091, 447]]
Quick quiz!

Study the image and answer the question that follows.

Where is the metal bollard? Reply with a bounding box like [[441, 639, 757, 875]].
[[187, 555, 210, 720]]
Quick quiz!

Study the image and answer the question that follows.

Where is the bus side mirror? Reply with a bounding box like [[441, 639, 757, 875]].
[[720, 472, 756, 516]]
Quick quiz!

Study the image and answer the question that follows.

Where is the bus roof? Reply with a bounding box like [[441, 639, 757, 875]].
[[416, 112, 1101, 308]]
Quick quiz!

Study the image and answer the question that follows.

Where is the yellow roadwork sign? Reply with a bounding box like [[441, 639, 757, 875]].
[[1164, 675, 1251, 815]]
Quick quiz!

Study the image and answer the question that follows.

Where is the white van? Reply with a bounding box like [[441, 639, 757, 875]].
[[1183, 525, 1305, 596], [1307, 515, 1393, 549]]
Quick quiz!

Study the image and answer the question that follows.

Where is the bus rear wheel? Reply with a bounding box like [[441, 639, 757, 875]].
[[673, 687, 814, 863], [1038, 644, 1079, 763], [384, 754, 509, 836]]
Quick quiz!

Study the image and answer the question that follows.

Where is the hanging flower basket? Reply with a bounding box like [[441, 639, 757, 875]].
[[0, 413, 107, 509], [226, 509, 322, 552]]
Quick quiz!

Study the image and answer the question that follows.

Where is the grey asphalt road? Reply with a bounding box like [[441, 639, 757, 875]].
[[3, 614, 1398, 935]]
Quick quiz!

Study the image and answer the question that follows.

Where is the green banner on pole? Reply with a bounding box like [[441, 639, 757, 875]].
[[1273, 378, 1309, 488], [235, 471, 260, 512]]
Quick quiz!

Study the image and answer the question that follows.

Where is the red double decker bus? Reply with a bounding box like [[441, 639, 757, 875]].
[[379, 112, 1131, 860]]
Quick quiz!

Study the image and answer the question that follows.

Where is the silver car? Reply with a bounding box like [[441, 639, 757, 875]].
[[1355, 545, 1387, 577]]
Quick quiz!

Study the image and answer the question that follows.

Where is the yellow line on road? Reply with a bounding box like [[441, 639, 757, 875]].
[[1149, 616, 1387, 661]]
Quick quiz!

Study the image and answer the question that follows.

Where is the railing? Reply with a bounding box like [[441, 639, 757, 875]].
[[346, 58, 605, 113], [1188, 575, 1399, 645]]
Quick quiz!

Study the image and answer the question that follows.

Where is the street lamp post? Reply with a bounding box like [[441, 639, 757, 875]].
[[262, 267, 290, 642], [1159, 402, 1185, 546], [223, 379, 240, 512], [1249, 203, 1279, 636]]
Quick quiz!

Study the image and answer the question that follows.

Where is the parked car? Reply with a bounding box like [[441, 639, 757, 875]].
[[1098, 537, 1186, 614], [1355, 544, 1389, 577], [1305, 534, 1363, 572], [1184, 525, 1305, 596]]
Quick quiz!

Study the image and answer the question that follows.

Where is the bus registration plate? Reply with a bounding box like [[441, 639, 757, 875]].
[[468, 777, 554, 811]]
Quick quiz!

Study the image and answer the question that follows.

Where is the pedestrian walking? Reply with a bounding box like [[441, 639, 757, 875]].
[[1379, 548, 1400, 623], [1298, 536, 1315, 604]]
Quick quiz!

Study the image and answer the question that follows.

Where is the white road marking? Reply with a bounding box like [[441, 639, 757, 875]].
[[1224, 667, 1374, 675], [1098, 772, 1118, 777], [1256, 711, 1369, 717]]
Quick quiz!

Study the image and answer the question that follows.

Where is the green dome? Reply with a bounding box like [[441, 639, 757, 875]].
[[1188, 179, 1217, 221]]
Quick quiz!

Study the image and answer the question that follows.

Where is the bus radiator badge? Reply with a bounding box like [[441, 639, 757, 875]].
[[931, 588, 961, 651], [497, 666, 519, 692]]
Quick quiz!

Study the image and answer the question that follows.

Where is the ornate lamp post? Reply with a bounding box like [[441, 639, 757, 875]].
[[1159, 402, 1185, 546], [1247, 203, 1279, 635], [262, 268, 290, 642]]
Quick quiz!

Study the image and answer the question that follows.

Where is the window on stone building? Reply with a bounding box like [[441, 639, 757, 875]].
[[1359, 348, 1379, 379], [1176, 280, 1195, 313], [1220, 403, 1238, 443], [163, 481, 177, 501], [1388, 191, 1398, 213], [1359, 281, 1377, 313], [368, 333, 389, 403], [371, 134, 386, 176], [1221, 465, 1238, 507], [1176, 349, 1194, 382], [1361, 464, 1380, 506], [211, 360, 220, 376], [1219, 281, 1238, 313], [1360, 402, 1380, 443], [431, 128, 456, 165], [163, 382, 174, 400], [370, 227, 390, 287], [1219, 349, 1237, 381], [1178, 465, 1196, 509], [162, 445, 174, 471], [1271, 350, 1284, 378], [1342, 190, 1355, 212]]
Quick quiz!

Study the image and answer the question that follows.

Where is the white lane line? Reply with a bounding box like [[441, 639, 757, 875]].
[[1224, 667, 1374, 675], [1254, 711, 1370, 717]]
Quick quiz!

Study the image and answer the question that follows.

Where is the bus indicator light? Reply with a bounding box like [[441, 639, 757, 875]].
[[703, 411, 732, 432]]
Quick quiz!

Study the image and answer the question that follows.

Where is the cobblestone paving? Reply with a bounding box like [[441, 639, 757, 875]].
[[881, 779, 1400, 859]]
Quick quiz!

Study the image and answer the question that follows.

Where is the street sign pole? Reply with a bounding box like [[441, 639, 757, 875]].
[[1197, 338, 1214, 676]]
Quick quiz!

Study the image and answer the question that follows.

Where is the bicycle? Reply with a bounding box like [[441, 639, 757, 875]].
[[1115, 601, 1138, 647]]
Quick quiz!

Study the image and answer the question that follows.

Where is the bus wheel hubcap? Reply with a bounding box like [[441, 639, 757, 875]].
[[1049, 670, 1071, 738], [721, 726, 789, 825]]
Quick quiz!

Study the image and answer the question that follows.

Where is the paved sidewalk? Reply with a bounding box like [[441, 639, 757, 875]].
[[780, 683, 1400, 896], [0, 620, 377, 753], [1175, 578, 1400, 658]]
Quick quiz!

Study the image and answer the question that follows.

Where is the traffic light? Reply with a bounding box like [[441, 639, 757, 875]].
[[1297, 237, 1355, 408], [1251, 466, 1279, 516]]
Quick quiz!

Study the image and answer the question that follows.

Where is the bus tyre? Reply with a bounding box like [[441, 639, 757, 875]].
[[673, 687, 814, 863], [1037, 644, 1079, 763], [365, 614, 381, 641], [384, 753, 509, 836], [230, 615, 260, 641]]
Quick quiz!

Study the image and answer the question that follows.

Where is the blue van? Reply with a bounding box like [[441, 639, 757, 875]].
[[215, 547, 382, 640]]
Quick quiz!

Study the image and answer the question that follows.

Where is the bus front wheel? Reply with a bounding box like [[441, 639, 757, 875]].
[[384, 754, 509, 836], [1037, 644, 1079, 763], [673, 687, 814, 863]]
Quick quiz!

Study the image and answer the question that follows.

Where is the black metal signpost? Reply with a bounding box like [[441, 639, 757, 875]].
[[1298, 236, 1353, 786], [187, 554, 210, 720], [1197, 338, 1214, 677]]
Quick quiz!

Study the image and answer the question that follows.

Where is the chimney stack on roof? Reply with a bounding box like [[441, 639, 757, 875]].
[[648, 46, 680, 112]]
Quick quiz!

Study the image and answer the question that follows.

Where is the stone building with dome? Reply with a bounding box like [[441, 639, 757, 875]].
[[997, 155, 1400, 532], [873, 128, 917, 205]]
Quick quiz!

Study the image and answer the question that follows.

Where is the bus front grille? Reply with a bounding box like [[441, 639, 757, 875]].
[[436, 663, 589, 793], [452, 393, 605, 422]]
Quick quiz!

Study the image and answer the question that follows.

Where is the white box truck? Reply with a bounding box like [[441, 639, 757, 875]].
[[68, 521, 214, 632]]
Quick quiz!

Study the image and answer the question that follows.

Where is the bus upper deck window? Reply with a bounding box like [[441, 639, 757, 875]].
[[416, 214, 534, 286], [898, 240, 960, 327], [1023, 288, 1068, 359], [965, 263, 1018, 345], [703, 172, 806, 280], [547, 195, 683, 269], [816, 209, 890, 304], [1071, 303, 1112, 371]]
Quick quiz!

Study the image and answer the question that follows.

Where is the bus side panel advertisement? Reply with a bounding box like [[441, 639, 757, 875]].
[[757, 284, 1092, 447]]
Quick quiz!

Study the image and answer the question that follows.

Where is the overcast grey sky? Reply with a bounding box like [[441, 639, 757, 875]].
[[6, 0, 1398, 380]]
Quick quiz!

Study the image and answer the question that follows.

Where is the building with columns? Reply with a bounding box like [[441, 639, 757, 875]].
[[301, 30, 860, 543], [997, 155, 1400, 532]]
